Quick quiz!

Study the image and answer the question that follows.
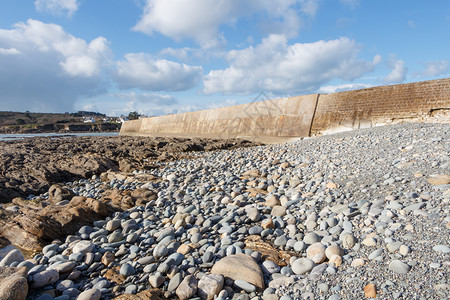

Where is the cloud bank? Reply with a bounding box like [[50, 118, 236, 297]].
[[133, 0, 320, 46], [113, 53, 203, 91], [0, 19, 110, 112], [203, 35, 381, 95]]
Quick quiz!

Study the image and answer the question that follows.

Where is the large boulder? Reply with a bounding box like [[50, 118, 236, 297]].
[[0, 266, 28, 300], [211, 253, 264, 290]]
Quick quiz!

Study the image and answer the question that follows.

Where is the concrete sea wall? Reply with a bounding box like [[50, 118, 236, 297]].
[[120, 78, 450, 140]]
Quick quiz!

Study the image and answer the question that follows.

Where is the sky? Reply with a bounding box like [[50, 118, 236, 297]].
[[0, 0, 449, 117]]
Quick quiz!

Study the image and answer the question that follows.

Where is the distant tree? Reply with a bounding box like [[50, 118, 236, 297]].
[[128, 111, 140, 120], [16, 119, 26, 125]]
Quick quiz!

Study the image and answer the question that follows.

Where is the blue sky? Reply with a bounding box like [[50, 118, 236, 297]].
[[0, 0, 448, 116]]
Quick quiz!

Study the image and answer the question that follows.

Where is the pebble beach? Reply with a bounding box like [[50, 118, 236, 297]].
[[0, 122, 449, 300]]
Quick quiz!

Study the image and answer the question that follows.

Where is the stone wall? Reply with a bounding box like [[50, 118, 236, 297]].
[[310, 78, 450, 135], [120, 78, 450, 140], [120, 94, 318, 142]]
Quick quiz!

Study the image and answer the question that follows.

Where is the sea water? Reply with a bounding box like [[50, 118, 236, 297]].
[[0, 132, 119, 141]]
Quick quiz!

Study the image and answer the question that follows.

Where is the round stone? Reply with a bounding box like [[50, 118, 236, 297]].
[[153, 244, 168, 259], [433, 245, 450, 254], [106, 219, 121, 232], [262, 260, 280, 274], [325, 245, 343, 259], [294, 241, 306, 252], [306, 243, 326, 264], [72, 241, 94, 254], [120, 263, 136, 276], [108, 231, 124, 243], [149, 274, 165, 288], [389, 260, 411, 274], [291, 258, 315, 275], [340, 233, 356, 249], [303, 232, 320, 244], [234, 279, 256, 293]]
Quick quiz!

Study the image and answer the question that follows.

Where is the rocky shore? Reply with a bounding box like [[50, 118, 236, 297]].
[[0, 123, 449, 299]]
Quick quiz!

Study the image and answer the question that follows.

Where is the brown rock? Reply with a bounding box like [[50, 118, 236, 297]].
[[105, 267, 126, 284], [244, 235, 293, 267], [427, 175, 450, 185], [364, 284, 377, 298], [113, 289, 165, 300], [261, 218, 274, 229], [48, 184, 75, 203], [264, 194, 280, 207], [242, 169, 261, 178], [102, 251, 115, 266], [211, 254, 264, 290], [0, 266, 28, 300], [271, 205, 286, 217], [326, 182, 337, 189], [177, 244, 193, 255]]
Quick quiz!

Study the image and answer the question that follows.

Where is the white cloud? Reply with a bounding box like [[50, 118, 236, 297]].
[[300, 0, 320, 17], [384, 56, 407, 84], [340, 0, 360, 9], [318, 83, 374, 94], [133, 0, 236, 47], [0, 48, 21, 55], [0, 19, 110, 112], [113, 53, 203, 91], [134, 0, 317, 46], [421, 60, 449, 77], [114, 91, 178, 106], [6, 19, 111, 77], [35, 0, 79, 17], [203, 35, 380, 95]]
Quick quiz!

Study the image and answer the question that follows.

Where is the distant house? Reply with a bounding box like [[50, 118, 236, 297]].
[[119, 116, 129, 123], [83, 117, 96, 123]]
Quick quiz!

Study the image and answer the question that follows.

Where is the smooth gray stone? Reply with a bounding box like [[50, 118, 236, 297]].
[[168, 273, 183, 292], [274, 235, 287, 246], [168, 253, 185, 265], [262, 260, 280, 274], [28, 264, 46, 276], [120, 263, 135, 276], [0, 249, 24, 267], [32, 269, 59, 288], [51, 261, 76, 273], [42, 244, 60, 254], [234, 279, 256, 293], [368, 249, 383, 260], [137, 256, 155, 265], [69, 252, 84, 262], [389, 260, 411, 274], [202, 251, 214, 263], [292, 258, 315, 275], [125, 284, 137, 294], [433, 245, 450, 253]]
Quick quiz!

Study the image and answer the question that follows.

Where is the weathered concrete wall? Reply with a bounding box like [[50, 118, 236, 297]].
[[310, 78, 450, 135], [120, 94, 319, 141], [120, 78, 450, 140]]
